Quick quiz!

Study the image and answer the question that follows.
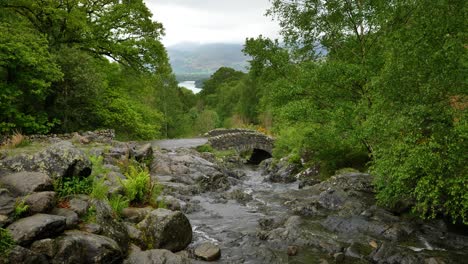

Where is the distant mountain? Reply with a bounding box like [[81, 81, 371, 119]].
[[167, 42, 249, 77]]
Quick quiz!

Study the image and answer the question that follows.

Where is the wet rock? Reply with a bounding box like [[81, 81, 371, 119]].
[[370, 242, 422, 264], [262, 158, 299, 183], [7, 214, 66, 246], [50, 208, 79, 229], [0, 141, 91, 179], [194, 242, 221, 261], [151, 149, 230, 192], [0, 172, 53, 196], [122, 207, 153, 223], [69, 196, 90, 216], [52, 230, 122, 264], [226, 189, 253, 205], [296, 166, 321, 188], [137, 208, 192, 252], [0, 245, 48, 264], [24, 191, 56, 214], [124, 249, 191, 264], [0, 188, 15, 216], [158, 195, 182, 211], [425, 257, 446, 264]]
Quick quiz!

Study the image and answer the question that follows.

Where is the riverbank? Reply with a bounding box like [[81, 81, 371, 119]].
[[0, 134, 467, 263]]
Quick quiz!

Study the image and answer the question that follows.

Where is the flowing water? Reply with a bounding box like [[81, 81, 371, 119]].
[[186, 165, 332, 264]]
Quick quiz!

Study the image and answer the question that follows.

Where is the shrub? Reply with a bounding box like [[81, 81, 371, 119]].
[[0, 228, 15, 258], [89, 155, 110, 200], [14, 199, 29, 219], [196, 144, 213, 153], [120, 163, 163, 206], [90, 177, 109, 200], [54, 176, 93, 199], [109, 194, 129, 217], [1, 131, 31, 149]]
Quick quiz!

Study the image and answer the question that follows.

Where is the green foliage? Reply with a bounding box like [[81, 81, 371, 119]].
[[109, 195, 130, 217], [90, 177, 109, 200], [120, 163, 163, 206], [196, 144, 214, 153], [14, 199, 29, 219], [83, 205, 97, 223], [0, 227, 15, 258], [54, 177, 93, 199], [0, 0, 192, 139], [0, 21, 62, 134]]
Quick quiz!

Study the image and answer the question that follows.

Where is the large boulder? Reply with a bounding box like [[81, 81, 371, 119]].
[[0, 172, 53, 196], [124, 249, 191, 264], [92, 199, 130, 251], [151, 149, 230, 193], [6, 214, 66, 246], [34, 230, 123, 264], [0, 141, 91, 179], [137, 208, 192, 252]]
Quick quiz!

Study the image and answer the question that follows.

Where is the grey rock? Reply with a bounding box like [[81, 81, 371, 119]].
[[30, 238, 56, 258], [125, 222, 145, 247], [82, 223, 102, 234], [158, 195, 182, 211], [69, 196, 90, 216], [370, 242, 422, 264], [7, 213, 66, 246], [0, 141, 91, 179], [194, 242, 221, 261], [24, 191, 56, 214], [122, 207, 153, 223], [133, 143, 153, 162], [151, 149, 230, 193], [0, 188, 15, 216], [137, 208, 192, 252], [52, 230, 122, 264], [262, 158, 299, 183], [50, 208, 79, 229], [124, 249, 191, 264], [0, 172, 52, 196], [0, 245, 48, 264], [92, 199, 130, 251]]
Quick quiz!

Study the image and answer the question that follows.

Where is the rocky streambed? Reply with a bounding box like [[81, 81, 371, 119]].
[[0, 136, 467, 264]]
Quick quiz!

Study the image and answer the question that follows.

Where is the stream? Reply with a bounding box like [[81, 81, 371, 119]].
[[186, 165, 332, 264], [150, 143, 468, 264]]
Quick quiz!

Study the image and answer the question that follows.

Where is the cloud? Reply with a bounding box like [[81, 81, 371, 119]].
[[144, 0, 280, 46]]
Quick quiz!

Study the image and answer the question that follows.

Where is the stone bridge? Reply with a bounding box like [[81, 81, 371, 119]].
[[207, 129, 275, 164]]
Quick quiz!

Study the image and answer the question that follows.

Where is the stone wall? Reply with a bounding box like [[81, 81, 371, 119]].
[[208, 131, 275, 154], [1, 129, 115, 146], [204, 128, 256, 137]]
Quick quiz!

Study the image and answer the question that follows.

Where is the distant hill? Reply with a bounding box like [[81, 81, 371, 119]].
[[167, 42, 249, 77]]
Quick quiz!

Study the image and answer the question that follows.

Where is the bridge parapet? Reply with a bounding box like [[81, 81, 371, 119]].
[[204, 128, 256, 137], [208, 130, 275, 154]]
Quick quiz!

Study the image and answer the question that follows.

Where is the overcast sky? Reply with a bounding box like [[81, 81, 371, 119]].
[[145, 0, 280, 46]]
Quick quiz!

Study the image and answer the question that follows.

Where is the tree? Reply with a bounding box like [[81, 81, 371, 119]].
[[0, 20, 62, 133], [1, 0, 169, 72]]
